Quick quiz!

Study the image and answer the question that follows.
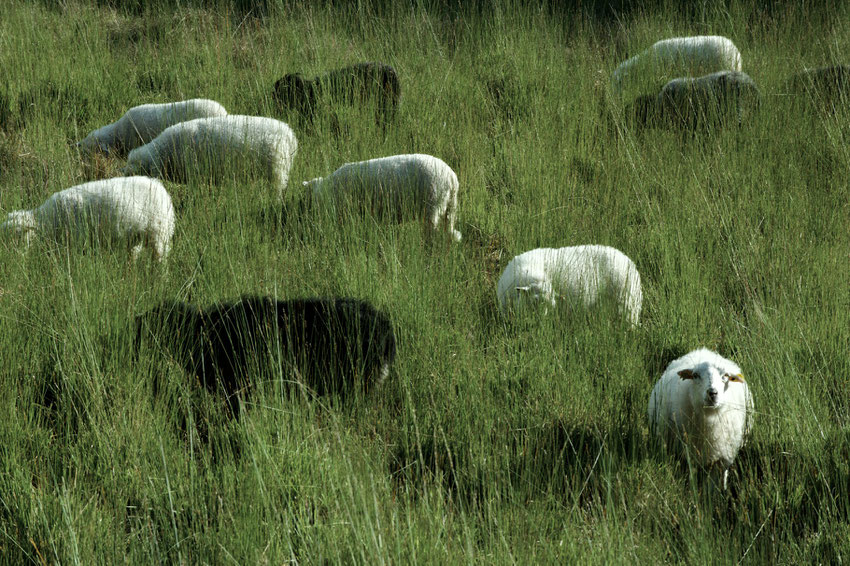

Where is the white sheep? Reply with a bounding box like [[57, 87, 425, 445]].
[[496, 245, 642, 326], [303, 153, 461, 242], [612, 36, 743, 99], [648, 348, 754, 489], [0, 176, 175, 263], [122, 115, 298, 198], [77, 99, 227, 157]]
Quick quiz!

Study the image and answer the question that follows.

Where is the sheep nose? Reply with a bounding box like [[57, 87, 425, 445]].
[[707, 388, 718, 402]]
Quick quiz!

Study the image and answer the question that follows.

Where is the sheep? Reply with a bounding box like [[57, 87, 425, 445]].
[[612, 36, 743, 99], [648, 348, 754, 489], [135, 296, 397, 415], [626, 70, 761, 131], [786, 64, 850, 111], [303, 153, 462, 242], [273, 62, 401, 126], [122, 115, 298, 198], [0, 176, 174, 263], [77, 99, 227, 157], [496, 245, 642, 326]]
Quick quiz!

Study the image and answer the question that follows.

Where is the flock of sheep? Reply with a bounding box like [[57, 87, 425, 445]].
[[615, 35, 848, 130], [6, 34, 844, 489]]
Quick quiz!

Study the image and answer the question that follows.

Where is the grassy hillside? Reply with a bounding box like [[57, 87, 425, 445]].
[[0, 0, 848, 563]]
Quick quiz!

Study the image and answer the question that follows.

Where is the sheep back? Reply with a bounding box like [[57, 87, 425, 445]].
[[309, 153, 461, 240], [124, 115, 298, 197], [78, 98, 227, 156], [273, 62, 401, 124], [497, 245, 642, 325], [136, 296, 396, 411], [6, 176, 174, 262]]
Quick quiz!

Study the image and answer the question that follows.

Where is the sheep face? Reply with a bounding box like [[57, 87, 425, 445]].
[[137, 301, 201, 338], [303, 178, 323, 191], [504, 279, 556, 313], [121, 149, 160, 177], [678, 362, 745, 410], [1, 211, 37, 246], [2, 210, 35, 230], [77, 134, 112, 156], [76, 137, 94, 154], [273, 74, 315, 116], [135, 301, 204, 372], [96, 138, 113, 155], [120, 160, 144, 177]]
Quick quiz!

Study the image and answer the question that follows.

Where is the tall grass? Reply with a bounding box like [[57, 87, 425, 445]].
[[0, 0, 848, 563]]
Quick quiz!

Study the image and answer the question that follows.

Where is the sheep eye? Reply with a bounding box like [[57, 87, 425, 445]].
[[677, 369, 699, 380]]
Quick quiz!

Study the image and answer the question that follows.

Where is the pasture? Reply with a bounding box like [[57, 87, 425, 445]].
[[0, 0, 848, 563]]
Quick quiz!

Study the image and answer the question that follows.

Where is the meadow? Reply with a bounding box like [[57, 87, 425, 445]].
[[0, 0, 849, 563]]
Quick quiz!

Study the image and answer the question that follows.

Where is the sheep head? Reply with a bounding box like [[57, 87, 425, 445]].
[[137, 302, 202, 348], [273, 74, 316, 116], [507, 279, 555, 313], [77, 134, 111, 156], [120, 161, 141, 176], [678, 363, 745, 410], [302, 177, 325, 199], [1, 210, 38, 247]]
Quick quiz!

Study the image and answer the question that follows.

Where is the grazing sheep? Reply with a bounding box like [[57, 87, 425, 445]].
[[612, 36, 743, 99], [77, 99, 227, 157], [304, 153, 462, 242], [136, 296, 397, 414], [786, 64, 850, 110], [497, 245, 642, 326], [273, 62, 401, 125], [648, 348, 754, 489], [0, 176, 174, 262], [627, 70, 761, 130], [122, 115, 298, 198]]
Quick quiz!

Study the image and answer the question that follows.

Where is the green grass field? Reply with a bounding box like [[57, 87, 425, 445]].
[[1, 0, 849, 563]]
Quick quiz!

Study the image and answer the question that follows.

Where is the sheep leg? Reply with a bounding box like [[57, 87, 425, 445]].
[[150, 236, 170, 264], [130, 242, 145, 263], [444, 179, 461, 241], [378, 362, 391, 386], [273, 162, 290, 201], [421, 189, 444, 243]]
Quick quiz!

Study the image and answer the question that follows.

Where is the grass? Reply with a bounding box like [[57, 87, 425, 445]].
[[1, 0, 849, 563]]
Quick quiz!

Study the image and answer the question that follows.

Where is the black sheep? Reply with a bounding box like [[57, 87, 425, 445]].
[[136, 296, 397, 413], [786, 64, 850, 111], [272, 62, 401, 126]]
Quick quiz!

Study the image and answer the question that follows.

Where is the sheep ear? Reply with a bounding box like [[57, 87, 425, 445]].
[[678, 369, 697, 380], [727, 373, 745, 383]]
